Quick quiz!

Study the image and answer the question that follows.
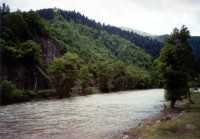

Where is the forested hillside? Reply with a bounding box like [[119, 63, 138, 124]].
[[0, 4, 154, 105], [37, 9, 163, 57], [37, 9, 200, 61]]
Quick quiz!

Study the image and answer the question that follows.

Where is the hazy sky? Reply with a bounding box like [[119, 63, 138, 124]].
[[2, 0, 200, 36]]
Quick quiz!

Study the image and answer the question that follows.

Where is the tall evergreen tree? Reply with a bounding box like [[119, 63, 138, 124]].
[[156, 26, 194, 108], [0, 3, 10, 14]]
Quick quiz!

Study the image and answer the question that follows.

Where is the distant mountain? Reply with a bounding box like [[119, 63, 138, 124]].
[[151, 35, 168, 42], [153, 35, 200, 60], [120, 27, 153, 37], [188, 36, 200, 60]]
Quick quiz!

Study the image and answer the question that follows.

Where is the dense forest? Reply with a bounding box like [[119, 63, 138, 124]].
[[0, 4, 200, 105], [37, 8, 163, 57], [37, 8, 200, 60]]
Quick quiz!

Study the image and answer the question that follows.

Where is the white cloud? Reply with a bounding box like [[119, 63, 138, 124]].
[[1, 0, 200, 35]]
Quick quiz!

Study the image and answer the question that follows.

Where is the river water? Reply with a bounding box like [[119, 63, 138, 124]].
[[0, 89, 164, 139]]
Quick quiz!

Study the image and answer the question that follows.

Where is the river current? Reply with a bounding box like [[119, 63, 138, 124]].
[[0, 89, 164, 139]]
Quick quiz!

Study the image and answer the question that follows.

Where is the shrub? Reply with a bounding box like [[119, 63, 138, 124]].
[[48, 52, 81, 98], [0, 80, 35, 105]]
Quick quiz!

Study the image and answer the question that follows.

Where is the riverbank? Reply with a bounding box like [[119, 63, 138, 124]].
[[123, 92, 200, 139], [0, 80, 157, 105]]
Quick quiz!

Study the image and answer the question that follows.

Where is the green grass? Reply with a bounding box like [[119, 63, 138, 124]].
[[131, 92, 200, 139]]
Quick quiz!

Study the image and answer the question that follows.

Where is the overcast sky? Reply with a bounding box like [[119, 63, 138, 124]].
[[2, 0, 200, 36]]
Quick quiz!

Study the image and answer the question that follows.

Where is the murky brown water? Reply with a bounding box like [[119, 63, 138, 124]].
[[0, 89, 164, 139]]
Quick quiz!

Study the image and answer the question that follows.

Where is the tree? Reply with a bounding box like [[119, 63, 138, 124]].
[[79, 65, 92, 94], [156, 26, 194, 108], [0, 3, 10, 15], [23, 11, 49, 36], [1, 12, 30, 41], [48, 52, 81, 98], [1, 40, 41, 65]]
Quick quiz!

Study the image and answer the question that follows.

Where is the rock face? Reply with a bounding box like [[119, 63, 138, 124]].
[[1, 62, 50, 90], [185, 124, 196, 131], [122, 135, 129, 139], [161, 115, 171, 121], [39, 37, 61, 64], [0, 36, 61, 90]]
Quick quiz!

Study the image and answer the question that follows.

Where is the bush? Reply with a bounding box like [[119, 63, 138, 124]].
[[48, 52, 81, 97], [0, 80, 35, 105]]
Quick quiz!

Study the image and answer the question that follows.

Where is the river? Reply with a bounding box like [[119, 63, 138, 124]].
[[0, 89, 164, 139]]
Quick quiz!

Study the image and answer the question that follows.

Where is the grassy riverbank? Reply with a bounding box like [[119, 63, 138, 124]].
[[125, 92, 200, 139]]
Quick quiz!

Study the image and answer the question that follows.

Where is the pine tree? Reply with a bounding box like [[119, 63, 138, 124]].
[[156, 26, 194, 108]]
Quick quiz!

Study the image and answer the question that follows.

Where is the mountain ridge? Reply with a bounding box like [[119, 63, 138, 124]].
[[37, 8, 200, 59], [37, 8, 163, 57]]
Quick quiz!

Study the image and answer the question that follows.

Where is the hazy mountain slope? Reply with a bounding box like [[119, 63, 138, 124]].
[[121, 27, 153, 37], [154, 35, 200, 60]]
